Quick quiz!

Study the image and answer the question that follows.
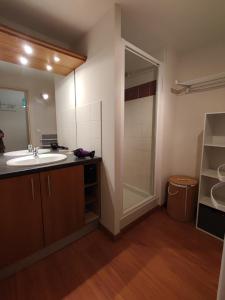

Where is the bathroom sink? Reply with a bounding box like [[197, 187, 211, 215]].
[[4, 149, 50, 157], [6, 153, 67, 167]]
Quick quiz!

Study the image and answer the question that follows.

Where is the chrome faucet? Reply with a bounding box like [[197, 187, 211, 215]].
[[28, 144, 33, 152], [33, 147, 39, 158]]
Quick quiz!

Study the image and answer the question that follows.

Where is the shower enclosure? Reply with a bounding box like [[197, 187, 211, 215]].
[[122, 43, 159, 215]]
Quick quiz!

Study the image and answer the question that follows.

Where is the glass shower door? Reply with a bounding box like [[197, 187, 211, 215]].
[[123, 48, 157, 213]]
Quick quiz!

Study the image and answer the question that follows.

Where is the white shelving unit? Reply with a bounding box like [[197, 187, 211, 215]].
[[196, 112, 225, 240]]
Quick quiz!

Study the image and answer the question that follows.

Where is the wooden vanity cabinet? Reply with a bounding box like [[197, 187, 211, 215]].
[[40, 166, 85, 245], [0, 165, 85, 268], [0, 173, 44, 268]]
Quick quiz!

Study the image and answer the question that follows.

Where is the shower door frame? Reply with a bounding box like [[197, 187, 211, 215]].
[[119, 39, 163, 225]]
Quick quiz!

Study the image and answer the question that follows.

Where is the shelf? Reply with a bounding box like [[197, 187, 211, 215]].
[[199, 194, 225, 213], [211, 182, 225, 212], [85, 195, 97, 205], [40, 138, 57, 141], [204, 143, 225, 148], [85, 212, 99, 224], [201, 169, 218, 179], [197, 113, 225, 240], [199, 196, 215, 209], [85, 182, 98, 188]]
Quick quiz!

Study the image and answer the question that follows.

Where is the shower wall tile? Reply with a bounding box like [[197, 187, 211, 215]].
[[124, 96, 154, 193], [125, 80, 157, 101]]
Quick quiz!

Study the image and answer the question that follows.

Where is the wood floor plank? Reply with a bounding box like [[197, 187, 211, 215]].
[[0, 209, 222, 300]]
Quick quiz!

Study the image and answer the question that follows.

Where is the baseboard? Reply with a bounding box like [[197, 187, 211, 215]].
[[120, 197, 159, 229], [98, 224, 121, 241], [121, 205, 161, 234], [99, 202, 161, 241]]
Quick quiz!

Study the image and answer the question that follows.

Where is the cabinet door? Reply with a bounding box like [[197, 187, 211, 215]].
[[0, 174, 44, 268], [41, 166, 85, 245]]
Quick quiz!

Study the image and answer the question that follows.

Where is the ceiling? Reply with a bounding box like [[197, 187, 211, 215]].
[[0, 0, 225, 55]]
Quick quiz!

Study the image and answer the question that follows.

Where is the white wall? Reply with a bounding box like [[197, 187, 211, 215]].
[[0, 61, 57, 147], [171, 43, 225, 177], [137, 43, 225, 202], [76, 101, 102, 156], [75, 5, 122, 234], [124, 96, 154, 193], [54, 72, 76, 150], [153, 48, 177, 203]]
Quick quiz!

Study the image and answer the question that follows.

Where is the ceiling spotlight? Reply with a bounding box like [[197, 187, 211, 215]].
[[41, 93, 49, 100], [19, 56, 28, 65], [23, 44, 33, 55], [54, 55, 60, 62], [46, 64, 53, 71]]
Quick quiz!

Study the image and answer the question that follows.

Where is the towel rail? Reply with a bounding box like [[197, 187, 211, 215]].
[[171, 72, 225, 95]]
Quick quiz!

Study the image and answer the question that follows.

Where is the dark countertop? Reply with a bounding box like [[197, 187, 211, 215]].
[[0, 151, 101, 179]]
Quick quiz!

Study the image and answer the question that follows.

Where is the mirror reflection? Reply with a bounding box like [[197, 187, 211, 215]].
[[0, 88, 28, 152], [0, 60, 60, 153]]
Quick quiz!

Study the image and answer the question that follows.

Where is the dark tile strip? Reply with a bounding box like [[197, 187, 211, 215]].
[[125, 80, 157, 101]]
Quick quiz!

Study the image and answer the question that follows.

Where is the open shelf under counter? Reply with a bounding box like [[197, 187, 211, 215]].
[[85, 194, 97, 205], [83, 162, 101, 225], [85, 212, 99, 224], [85, 182, 98, 188]]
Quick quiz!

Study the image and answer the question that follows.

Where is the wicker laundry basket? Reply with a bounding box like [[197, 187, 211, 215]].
[[167, 175, 198, 222]]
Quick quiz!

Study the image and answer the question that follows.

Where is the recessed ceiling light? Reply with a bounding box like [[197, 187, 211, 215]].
[[46, 64, 53, 71], [41, 93, 49, 100], [23, 44, 33, 55], [19, 56, 28, 65], [54, 55, 60, 62]]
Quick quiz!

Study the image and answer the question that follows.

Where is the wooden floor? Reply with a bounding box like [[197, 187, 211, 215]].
[[0, 209, 222, 300]]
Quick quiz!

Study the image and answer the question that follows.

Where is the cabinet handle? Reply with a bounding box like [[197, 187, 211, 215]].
[[47, 175, 51, 197], [31, 178, 35, 201]]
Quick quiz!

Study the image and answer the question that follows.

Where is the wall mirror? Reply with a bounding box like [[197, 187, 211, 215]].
[[0, 25, 86, 153], [0, 60, 59, 152]]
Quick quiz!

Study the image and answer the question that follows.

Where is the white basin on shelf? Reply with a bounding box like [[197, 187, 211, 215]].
[[6, 153, 67, 167], [4, 149, 50, 157]]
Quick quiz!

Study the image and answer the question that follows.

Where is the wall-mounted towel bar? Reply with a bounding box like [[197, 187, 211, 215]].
[[171, 72, 225, 95]]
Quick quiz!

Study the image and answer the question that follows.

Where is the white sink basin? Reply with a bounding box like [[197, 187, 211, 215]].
[[7, 153, 67, 167], [4, 149, 50, 157]]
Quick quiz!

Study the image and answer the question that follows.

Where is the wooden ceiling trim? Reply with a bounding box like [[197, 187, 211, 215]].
[[0, 25, 86, 76]]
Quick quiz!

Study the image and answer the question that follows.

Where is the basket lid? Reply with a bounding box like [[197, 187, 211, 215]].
[[169, 175, 198, 186]]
